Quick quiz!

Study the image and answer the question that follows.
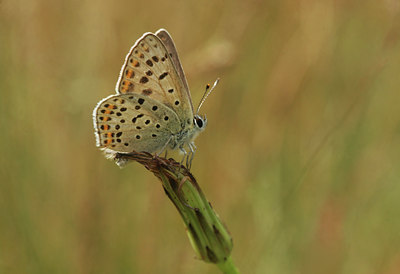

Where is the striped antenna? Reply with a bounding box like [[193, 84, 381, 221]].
[[196, 78, 219, 114]]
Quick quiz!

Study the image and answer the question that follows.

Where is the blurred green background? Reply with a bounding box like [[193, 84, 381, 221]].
[[1, 0, 400, 273]]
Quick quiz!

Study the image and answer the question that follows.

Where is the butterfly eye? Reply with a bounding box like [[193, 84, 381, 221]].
[[194, 116, 204, 128]]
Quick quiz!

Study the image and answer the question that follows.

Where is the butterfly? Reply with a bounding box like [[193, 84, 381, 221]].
[[92, 29, 217, 167]]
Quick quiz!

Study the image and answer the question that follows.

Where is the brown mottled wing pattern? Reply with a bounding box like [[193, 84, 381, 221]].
[[116, 32, 194, 127], [155, 29, 194, 113]]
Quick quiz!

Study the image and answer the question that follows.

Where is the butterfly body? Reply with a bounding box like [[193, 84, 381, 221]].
[[93, 29, 208, 166]]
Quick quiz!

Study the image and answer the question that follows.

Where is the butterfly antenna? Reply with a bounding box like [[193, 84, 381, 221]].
[[196, 78, 219, 114]]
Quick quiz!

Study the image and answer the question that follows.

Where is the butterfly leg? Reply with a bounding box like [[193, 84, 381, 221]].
[[187, 142, 196, 169], [179, 146, 188, 167]]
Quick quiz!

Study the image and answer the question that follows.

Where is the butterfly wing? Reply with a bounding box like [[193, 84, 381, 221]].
[[155, 29, 194, 113], [93, 94, 181, 154], [116, 32, 194, 127]]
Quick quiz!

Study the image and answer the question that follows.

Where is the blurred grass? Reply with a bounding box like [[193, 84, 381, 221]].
[[1, 0, 400, 273]]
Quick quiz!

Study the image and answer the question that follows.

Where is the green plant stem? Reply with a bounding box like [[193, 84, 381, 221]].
[[115, 152, 240, 274], [217, 256, 240, 274]]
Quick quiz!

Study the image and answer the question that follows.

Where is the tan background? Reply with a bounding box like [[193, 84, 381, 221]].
[[1, 0, 400, 273]]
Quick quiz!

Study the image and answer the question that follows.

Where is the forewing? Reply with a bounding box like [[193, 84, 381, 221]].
[[116, 32, 193, 127], [155, 29, 193, 113], [93, 94, 180, 154]]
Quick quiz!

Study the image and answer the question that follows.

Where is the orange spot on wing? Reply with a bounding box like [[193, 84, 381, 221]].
[[103, 132, 113, 146], [121, 81, 133, 93], [126, 69, 134, 78]]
